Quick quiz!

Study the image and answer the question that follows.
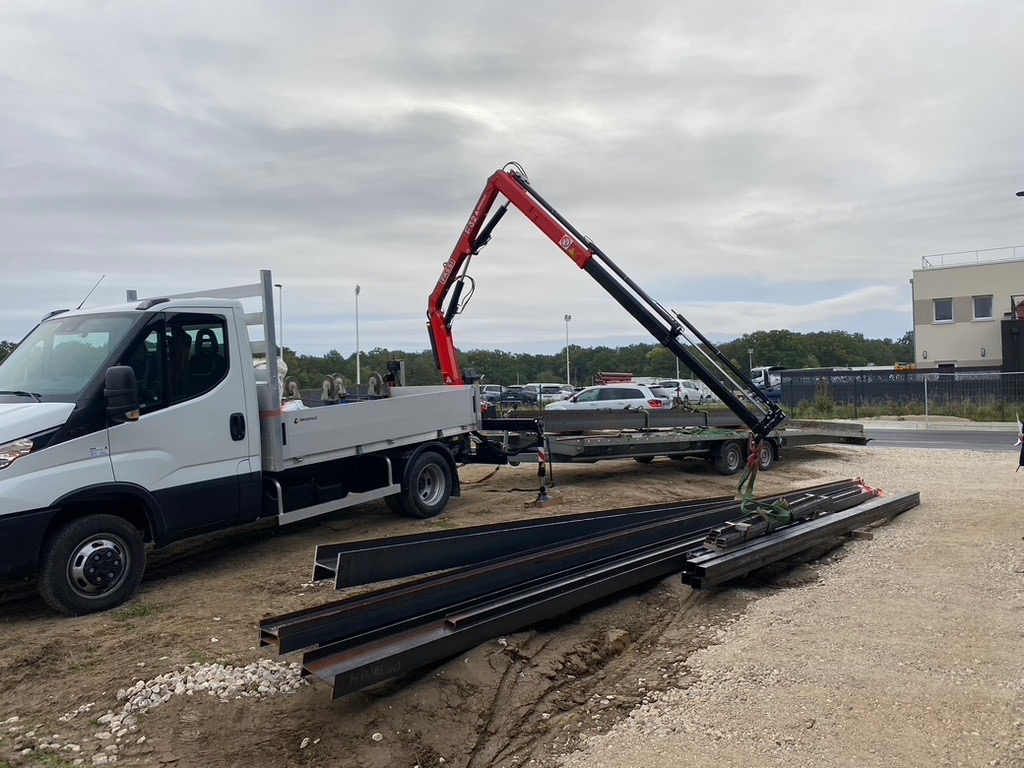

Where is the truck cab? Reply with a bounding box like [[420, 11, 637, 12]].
[[0, 296, 263, 615], [749, 366, 784, 403]]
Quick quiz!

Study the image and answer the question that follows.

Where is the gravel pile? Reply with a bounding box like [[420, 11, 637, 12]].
[[4, 659, 307, 765]]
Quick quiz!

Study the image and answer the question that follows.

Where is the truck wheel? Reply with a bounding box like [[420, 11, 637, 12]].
[[38, 515, 146, 616], [757, 443, 776, 471], [394, 452, 452, 519], [714, 442, 744, 475]]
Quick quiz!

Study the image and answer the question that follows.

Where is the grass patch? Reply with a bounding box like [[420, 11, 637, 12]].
[[112, 603, 165, 622], [29, 753, 76, 768], [186, 649, 214, 665], [787, 397, 1024, 422]]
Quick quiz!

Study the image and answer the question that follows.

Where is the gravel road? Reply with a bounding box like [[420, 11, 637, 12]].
[[559, 445, 1024, 768]]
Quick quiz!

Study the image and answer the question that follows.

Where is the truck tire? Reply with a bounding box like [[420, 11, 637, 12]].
[[393, 451, 453, 519], [38, 514, 146, 616], [713, 441, 744, 475]]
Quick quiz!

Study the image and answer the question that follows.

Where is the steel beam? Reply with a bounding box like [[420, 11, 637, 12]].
[[311, 494, 734, 584], [309, 479, 861, 584]]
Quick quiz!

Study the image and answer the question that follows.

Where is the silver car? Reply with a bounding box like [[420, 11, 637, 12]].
[[545, 384, 670, 411], [654, 379, 705, 406], [525, 382, 569, 405]]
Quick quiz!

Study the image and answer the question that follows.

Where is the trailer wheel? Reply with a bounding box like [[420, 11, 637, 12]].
[[757, 442, 776, 471], [713, 441, 744, 475], [37, 514, 146, 616], [394, 452, 453, 519]]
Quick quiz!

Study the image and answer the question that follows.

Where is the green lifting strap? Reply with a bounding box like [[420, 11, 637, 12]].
[[736, 436, 794, 531]]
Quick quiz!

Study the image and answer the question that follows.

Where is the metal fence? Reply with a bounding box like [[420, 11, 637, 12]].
[[780, 370, 1024, 419]]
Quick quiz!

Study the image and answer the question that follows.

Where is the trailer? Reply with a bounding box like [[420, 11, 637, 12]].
[[483, 411, 867, 474]]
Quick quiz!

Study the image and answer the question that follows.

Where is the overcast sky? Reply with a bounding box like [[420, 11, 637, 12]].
[[2, 1, 1023, 356]]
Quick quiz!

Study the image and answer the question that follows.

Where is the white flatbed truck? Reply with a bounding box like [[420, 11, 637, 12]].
[[0, 270, 491, 615]]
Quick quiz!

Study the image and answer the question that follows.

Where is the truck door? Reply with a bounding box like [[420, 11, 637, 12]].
[[106, 312, 254, 537]]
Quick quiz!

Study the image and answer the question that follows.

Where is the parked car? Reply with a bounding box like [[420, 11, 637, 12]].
[[654, 379, 704, 406], [481, 384, 529, 409], [544, 384, 670, 411], [524, 382, 569, 405], [481, 384, 503, 404], [504, 384, 533, 405]]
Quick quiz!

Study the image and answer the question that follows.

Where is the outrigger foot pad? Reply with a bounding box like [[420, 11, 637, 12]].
[[526, 485, 561, 508]]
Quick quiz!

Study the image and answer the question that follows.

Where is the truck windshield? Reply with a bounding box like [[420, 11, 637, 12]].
[[0, 314, 136, 401]]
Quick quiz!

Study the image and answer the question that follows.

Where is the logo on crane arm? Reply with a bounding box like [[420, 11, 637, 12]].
[[463, 197, 487, 236], [438, 257, 457, 287]]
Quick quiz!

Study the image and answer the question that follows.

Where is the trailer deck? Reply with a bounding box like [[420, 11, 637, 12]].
[[481, 411, 868, 466]]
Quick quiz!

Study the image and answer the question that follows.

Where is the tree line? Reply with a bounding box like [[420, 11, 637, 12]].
[[283, 329, 914, 389], [0, 329, 913, 390]]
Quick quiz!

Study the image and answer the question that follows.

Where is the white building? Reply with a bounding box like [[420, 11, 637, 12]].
[[910, 246, 1024, 371]]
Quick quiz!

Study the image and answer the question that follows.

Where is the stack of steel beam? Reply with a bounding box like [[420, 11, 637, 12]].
[[681, 490, 920, 589], [259, 479, 917, 698]]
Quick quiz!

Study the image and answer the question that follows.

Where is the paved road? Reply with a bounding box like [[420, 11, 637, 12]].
[[864, 427, 1018, 454]]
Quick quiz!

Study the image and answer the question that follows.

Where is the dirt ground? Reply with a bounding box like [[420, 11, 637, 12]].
[[1, 443, 1021, 768]]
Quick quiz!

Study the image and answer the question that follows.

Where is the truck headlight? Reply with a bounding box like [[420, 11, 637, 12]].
[[0, 438, 34, 470]]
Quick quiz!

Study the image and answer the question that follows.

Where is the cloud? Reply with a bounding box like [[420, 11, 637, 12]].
[[0, 0, 1022, 358]]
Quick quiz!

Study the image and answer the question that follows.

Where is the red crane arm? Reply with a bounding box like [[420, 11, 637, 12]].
[[427, 167, 591, 385], [426, 163, 786, 439]]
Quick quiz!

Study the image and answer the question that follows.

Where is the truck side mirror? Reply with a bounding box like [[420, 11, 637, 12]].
[[105, 365, 140, 422]]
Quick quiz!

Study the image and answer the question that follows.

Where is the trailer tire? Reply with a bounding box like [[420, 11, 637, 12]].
[[394, 451, 453, 519], [713, 441, 744, 475], [757, 442, 776, 471], [38, 514, 146, 616]]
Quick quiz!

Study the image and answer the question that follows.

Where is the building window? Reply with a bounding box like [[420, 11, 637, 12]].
[[973, 295, 993, 320], [933, 298, 953, 323]]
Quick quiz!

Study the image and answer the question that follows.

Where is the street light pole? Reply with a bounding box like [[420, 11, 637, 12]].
[[748, 348, 754, 373], [564, 314, 572, 385], [273, 283, 283, 355], [355, 285, 361, 386]]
